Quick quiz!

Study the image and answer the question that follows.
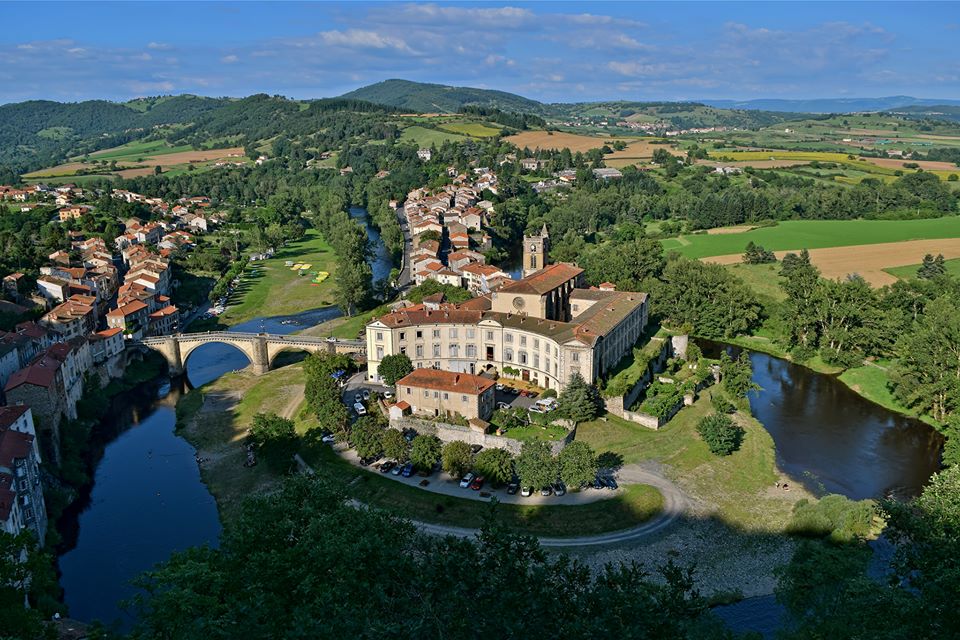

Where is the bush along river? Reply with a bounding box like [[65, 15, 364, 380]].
[[700, 339, 944, 638], [55, 209, 392, 628]]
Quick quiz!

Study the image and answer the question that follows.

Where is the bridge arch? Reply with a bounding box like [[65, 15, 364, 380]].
[[181, 340, 256, 384]]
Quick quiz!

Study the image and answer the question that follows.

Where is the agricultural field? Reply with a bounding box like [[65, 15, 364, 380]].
[[703, 149, 960, 181], [398, 125, 466, 147], [505, 130, 634, 153], [23, 141, 247, 179], [437, 122, 501, 137], [884, 257, 960, 281]]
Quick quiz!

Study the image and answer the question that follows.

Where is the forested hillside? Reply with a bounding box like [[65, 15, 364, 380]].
[[340, 79, 546, 114]]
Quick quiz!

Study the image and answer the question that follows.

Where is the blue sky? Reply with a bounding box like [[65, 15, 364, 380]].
[[1, 1, 957, 104]]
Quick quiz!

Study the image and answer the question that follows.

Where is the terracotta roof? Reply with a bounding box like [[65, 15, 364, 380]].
[[0, 428, 33, 466], [107, 300, 148, 318], [5, 355, 61, 391], [95, 327, 124, 338], [394, 400, 410, 411], [497, 263, 583, 295], [0, 405, 29, 430], [397, 368, 495, 395]]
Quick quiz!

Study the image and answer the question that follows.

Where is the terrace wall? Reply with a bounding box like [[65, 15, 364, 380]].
[[389, 416, 574, 455]]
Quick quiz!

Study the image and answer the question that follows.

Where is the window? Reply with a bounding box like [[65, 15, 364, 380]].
[[449, 345, 459, 357], [572, 351, 580, 362], [443, 393, 449, 400], [505, 333, 514, 343], [376, 347, 384, 359], [486, 331, 493, 340], [434, 391, 439, 398], [466, 345, 476, 358], [399, 332, 405, 341], [433, 344, 441, 357], [406, 387, 411, 395], [376, 332, 383, 341], [572, 304, 579, 312], [534, 355, 540, 368], [433, 329, 440, 338], [520, 335, 527, 346], [466, 328, 475, 339], [448, 328, 458, 338], [416, 330, 423, 339], [505, 348, 513, 362], [461, 394, 467, 402], [399, 347, 406, 355], [424, 390, 429, 397], [519, 351, 528, 365], [415, 345, 424, 357], [534, 339, 539, 350]]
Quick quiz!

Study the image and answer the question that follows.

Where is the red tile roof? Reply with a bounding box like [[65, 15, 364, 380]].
[[0, 405, 29, 430], [397, 368, 495, 395], [497, 263, 583, 295]]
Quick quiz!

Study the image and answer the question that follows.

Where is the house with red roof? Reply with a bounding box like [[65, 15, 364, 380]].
[[0, 406, 46, 541]]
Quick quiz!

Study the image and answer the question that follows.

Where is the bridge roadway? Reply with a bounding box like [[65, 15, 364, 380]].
[[135, 331, 366, 376]]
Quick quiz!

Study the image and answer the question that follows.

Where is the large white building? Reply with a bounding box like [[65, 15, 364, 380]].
[[367, 259, 648, 391]]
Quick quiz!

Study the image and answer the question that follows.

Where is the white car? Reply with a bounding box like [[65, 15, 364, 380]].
[[353, 403, 367, 416], [321, 434, 336, 444], [520, 486, 533, 497], [362, 390, 371, 401], [459, 472, 475, 488], [354, 393, 363, 403], [383, 391, 394, 400], [529, 405, 546, 414]]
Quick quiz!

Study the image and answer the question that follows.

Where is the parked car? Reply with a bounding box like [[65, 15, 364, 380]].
[[535, 398, 558, 411], [506, 483, 519, 495], [353, 403, 367, 416], [519, 390, 529, 397], [383, 391, 394, 400], [528, 406, 546, 414], [459, 472, 475, 488], [495, 383, 505, 391], [540, 486, 553, 497], [359, 457, 373, 467], [401, 462, 414, 477], [470, 444, 483, 454], [362, 390, 371, 401], [528, 391, 539, 398], [520, 486, 533, 497], [379, 461, 395, 474], [354, 393, 363, 403], [497, 401, 510, 410], [553, 482, 566, 496], [321, 434, 336, 445], [391, 464, 404, 476], [592, 476, 604, 490], [604, 476, 618, 490], [509, 387, 521, 395], [469, 476, 485, 491]]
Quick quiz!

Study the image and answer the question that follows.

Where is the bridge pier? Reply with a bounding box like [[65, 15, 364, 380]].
[[250, 335, 270, 376], [158, 336, 184, 376]]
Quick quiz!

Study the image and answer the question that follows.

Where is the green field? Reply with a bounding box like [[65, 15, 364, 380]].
[[199, 229, 339, 328], [399, 125, 467, 147], [81, 139, 194, 162], [438, 122, 501, 137], [884, 257, 960, 281], [661, 218, 960, 259]]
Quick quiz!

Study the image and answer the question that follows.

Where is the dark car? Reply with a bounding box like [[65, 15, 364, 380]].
[[358, 457, 372, 467], [469, 476, 485, 491], [604, 476, 618, 490], [379, 461, 395, 474], [506, 482, 519, 495], [592, 476, 604, 490], [401, 462, 414, 477], [540, 486, 553, 496], [469, 444, 483, 454], [553, 482, 566, 496]]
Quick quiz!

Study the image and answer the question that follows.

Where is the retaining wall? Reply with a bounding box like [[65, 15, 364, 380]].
[[389, 416, 575, 455]]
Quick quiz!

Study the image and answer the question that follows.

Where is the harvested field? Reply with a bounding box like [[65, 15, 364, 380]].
[[699, 159, 810, 169], [505, 130, 632, 153], [116, 167, 156, 178], [606, 140, 681, 160], [862, 157, 960, 171], [704, 238, 960, 286], [24, 146, 245, 178], [706, 225, 757, 235]]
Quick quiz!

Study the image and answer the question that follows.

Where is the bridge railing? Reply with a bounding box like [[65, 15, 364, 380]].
[[136, 331, 365, 347]]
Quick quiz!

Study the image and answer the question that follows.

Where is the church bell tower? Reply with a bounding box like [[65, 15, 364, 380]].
[[522, 224, 550, 278]]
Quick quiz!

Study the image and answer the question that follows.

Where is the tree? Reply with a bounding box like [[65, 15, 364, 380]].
[[248, 413, 298, 469], [441, 440, 473, 478], [304, 353, 350, 438], [515, 441, 558, 489], [696, 413, 745, 456], [154, 165, 162, 175], [558, 441, 598, 488], [131, 475, 725, 639], [719, 352, 759, 399], [557, 372, 601, 423], [742, 241, 776, 264], [409, 434, 442, 470], [473, 447, 514, 485], [917, 253, 947, 279], [381, 428, 409, 461], [0, 530, 57, 640], [350, 416, 384, 459], [377, 353, 413, 387]]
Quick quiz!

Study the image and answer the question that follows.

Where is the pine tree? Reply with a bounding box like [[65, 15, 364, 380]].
[[557, 372, 601, 423]]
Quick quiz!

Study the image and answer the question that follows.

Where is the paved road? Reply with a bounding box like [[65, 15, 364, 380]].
[[411, 465, 688, 548]]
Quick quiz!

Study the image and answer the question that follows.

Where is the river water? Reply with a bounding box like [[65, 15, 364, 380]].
[[55, 209, 390, 628]]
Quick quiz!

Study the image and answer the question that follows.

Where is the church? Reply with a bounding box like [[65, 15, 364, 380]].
[[365, 226, 649, 391]]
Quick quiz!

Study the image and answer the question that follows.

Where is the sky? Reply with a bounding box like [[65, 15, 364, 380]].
[[1, 1, 958, 104]]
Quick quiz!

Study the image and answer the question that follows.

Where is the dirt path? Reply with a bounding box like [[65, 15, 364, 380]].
[[279, 384, 305, 419]]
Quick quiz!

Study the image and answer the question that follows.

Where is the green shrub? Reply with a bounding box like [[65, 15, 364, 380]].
[[696, 413, 744, 456], [786, 495, 875, 543]]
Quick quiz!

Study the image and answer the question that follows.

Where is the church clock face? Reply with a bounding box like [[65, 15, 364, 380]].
[[530, 244, 537, 252], [512, 296, 526, 310]]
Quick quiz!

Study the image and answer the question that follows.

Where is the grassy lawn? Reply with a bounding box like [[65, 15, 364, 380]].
[[884, 257, 960, 281], [299, 305, 386, 339], [399, 125, 467, 146], [722, 263, 787, 302], [82, 140, 193, 161], [501, 423, 568, 443], [438, 122, 501, 137], [661, 218, 960, 259], [578, 389, 799, 532], [212, 229, 338, 326]]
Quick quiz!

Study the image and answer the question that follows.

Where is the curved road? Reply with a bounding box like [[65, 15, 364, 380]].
[[412, 465, 689, 548]]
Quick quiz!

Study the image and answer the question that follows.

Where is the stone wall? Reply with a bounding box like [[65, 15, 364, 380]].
[[389, 416, 575, 456], [603, 335, 676, 423]]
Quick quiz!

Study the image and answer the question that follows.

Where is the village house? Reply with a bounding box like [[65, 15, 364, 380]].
[[88, 327, 125, 364], [417, 148, 433, 161], [395, 369, 496, 422], [0, 406, 47, 541], [58, 205, 91, 222], [40, 295, 96, 341], [106, 300, 150, 339]]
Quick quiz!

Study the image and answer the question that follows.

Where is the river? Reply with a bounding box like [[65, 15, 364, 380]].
[[55, 208, 392, 628]]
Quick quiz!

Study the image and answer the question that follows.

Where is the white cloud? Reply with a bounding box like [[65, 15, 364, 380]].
[[221, 55, 239, 64], [318, 29, 414, 54], [147, 42, 172, 50]]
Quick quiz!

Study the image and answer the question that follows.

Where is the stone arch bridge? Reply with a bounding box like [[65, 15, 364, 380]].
[[136, 332, 366, 376]]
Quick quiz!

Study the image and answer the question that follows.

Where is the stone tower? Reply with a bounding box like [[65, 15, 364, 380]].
[[522, 224, 550, 277]]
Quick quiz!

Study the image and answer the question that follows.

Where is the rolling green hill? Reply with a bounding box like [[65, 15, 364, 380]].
[[340, 79, 545, 114]]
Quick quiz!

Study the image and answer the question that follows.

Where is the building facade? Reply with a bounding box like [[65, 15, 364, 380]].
[[0, 406, 47, 542], [395, 369, 496, 421]]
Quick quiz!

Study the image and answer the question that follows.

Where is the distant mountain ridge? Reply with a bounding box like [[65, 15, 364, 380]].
[[340, 79, 545, 114], [703, 96, 960, 113]]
